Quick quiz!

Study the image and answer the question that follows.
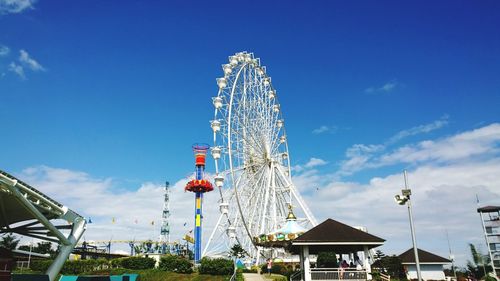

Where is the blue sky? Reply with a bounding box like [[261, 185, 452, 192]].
[[1, 0, 500, 267]]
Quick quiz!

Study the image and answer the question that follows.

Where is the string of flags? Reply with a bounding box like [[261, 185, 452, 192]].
[[86, 217, 158, 225]]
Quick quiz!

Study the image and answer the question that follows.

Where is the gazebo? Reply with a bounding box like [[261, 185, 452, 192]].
[[399, 248, 451, 281], [288, 218, 385, 281]]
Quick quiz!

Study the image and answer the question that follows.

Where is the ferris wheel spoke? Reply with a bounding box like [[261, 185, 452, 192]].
[[207, 52, 317, 262]]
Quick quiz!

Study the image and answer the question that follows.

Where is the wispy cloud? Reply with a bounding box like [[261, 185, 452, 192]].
[[312, 125, 336, 134], [0, 44, 9, 56], [336, 116, 450, 177], [294, 157, 329, 172], [19, 49, 45, 71], [336, 121, 499, 177], [387, 115, 449, 144], [8, 62, 25, 79], [0, 0, 36, 15], [365, 80, 398, 94], [6, 49, 46, 79]]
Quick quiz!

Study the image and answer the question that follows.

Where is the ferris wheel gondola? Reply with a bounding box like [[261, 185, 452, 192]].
[[203, 52, 317, 263]]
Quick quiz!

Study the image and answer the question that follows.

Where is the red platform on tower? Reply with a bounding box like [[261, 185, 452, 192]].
[[185, 179, 214, 193]]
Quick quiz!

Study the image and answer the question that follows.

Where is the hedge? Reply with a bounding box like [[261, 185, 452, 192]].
[[199, 257, 233, 275], [158, 255, 193, 273]]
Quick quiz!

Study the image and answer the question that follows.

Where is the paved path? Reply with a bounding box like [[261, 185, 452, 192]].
[[243, 273, 266, 281]]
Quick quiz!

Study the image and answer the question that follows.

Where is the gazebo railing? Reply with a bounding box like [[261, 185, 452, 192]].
[[290, 269, 368, 281], [290, 270, 302, 281], [311, 268, 367, 281]]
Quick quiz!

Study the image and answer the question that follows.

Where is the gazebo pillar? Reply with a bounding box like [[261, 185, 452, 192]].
[[364, 246, 372, 280], [302, 245, 311, 281]]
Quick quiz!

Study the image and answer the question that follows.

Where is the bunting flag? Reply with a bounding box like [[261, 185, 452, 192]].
[[112, 217, 116, 224]]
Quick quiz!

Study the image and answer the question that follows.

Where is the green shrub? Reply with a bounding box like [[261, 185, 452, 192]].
[[120, 256, 155, 270], [261, 263, 287, 275], [199, 257, 234, 275], [158, 254, 193, 273], [30, 259, 54, 272]]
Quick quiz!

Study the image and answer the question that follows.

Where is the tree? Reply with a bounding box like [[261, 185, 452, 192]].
[[378, 255, 406, 279], [466, 243, 492, 279], [374, 250, 386, 261], [0, 234, 20, 250], [229, 244, 246, 259], [317, 252, 338, 268]]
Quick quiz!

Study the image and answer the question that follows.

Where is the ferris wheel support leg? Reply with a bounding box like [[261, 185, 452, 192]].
[[276, 165, 318, 226], [202, 212, 224, 257]]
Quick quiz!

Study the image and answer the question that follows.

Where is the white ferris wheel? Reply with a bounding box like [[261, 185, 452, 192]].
[[203, 51, 317, 263]]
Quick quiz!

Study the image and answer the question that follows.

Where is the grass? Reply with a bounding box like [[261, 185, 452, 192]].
[[14, 268, 232, 281]]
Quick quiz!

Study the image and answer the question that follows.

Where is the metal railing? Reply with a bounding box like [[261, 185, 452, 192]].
[[290, 269, 368, 281], [379, 272, 391, 281], [290, 270, 302, 281], [311, 269, 367, 281]]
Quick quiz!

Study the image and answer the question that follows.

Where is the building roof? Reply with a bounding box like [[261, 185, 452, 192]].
[[477, 206, 500, 213], [399, 248, 451, 264], [289, 218, 385, 254]]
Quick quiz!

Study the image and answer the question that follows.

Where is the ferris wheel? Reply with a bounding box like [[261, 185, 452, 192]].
[[203, 52, 317, 263]]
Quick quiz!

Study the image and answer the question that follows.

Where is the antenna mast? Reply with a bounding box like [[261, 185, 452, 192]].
[[160, 180, 170, 254]]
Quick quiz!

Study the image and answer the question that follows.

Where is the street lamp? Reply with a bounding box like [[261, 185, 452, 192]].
[[395, 170, 422, 281]]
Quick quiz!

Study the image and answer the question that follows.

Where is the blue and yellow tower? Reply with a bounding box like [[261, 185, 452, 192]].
[[185, 144, 213, 263]]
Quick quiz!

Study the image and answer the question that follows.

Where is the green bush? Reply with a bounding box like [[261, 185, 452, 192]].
[[30, 259, 54, 272], [60, 259, 109, 275], [120, 256, 155, 270], [199, 257, 234, 275], [261, 263, 287, 275], [158, 254, 193, 273]]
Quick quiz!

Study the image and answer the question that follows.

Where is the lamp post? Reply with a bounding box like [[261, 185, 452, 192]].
[[395, 170, 422, 281]]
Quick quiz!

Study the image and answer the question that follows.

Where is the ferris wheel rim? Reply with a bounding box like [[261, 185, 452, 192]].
[[210, 52, 295, 255]]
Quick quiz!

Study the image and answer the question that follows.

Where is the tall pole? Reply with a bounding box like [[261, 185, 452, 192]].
[[185, 144, 213, 264], [403, 170, 422, 281]]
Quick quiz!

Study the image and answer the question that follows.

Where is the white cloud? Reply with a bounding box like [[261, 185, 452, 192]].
[[0, 0, 36, 15], [19, 49, 45, 71], [387, 115, 449, 144], [380, 82, 396, 92], [16, 166, 221, 254], [8, 62, 25, 79], [312, 125, 330, 134], [0, 44, 9, 56], [337, 117, 455, 176], [365, 80, 398, 94], [10, 124, 500, 267], [293, 157, 329, 173], [294, 125, 500, 266], [305, 158, 328, 168]]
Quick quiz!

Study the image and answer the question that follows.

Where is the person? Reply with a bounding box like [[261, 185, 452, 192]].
[[267, 259, 272, 275], [338, 260, 347, 279]]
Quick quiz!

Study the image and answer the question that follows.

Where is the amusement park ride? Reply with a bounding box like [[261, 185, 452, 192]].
[[203, 51, 317, 264], [185, 144, 214, 264]]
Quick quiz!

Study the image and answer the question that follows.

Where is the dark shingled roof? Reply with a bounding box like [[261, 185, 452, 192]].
[[477, 206, 500, 213], [399, 248, 451, 264], [293, 219, 385, 243], [288, 219, 385, 254]]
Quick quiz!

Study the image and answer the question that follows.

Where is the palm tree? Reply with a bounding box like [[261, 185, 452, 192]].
[[467, 243, 492, 279], [0, 234, 20, 250]]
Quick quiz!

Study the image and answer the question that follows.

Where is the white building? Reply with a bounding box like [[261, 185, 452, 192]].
[[399, 248, 451, 281]]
